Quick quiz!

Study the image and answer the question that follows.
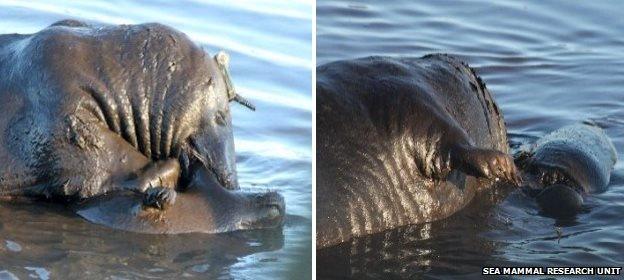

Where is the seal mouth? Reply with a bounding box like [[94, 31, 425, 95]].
[[524, 162, 583, 192], [185, 140, 237, 190], [205, 161, 235, 190]]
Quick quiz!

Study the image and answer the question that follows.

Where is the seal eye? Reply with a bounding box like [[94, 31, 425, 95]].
[[215, 110, 227, 126]]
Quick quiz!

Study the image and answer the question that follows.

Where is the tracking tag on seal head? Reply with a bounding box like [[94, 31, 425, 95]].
[[214, 51, 255, 111]]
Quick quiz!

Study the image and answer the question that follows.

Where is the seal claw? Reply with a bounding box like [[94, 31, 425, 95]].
[[453, 145, 519, 185], [143, 186, 177, 210]]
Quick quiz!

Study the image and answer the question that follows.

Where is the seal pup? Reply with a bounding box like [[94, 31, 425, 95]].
[[515, 123, 616, 217]]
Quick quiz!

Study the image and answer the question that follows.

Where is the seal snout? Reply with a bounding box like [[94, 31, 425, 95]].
[[535, 184, 583, 218], [251, 191, 286, 228], [524, 164, 584, 218]]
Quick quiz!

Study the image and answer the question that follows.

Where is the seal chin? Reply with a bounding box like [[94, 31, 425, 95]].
[[535, 184, 583, 218]]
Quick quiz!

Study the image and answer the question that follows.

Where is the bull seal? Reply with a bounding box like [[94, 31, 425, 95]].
[[515, 123, 616, 217], [0, 20, 284, 233], [316, 54, 519, 248]]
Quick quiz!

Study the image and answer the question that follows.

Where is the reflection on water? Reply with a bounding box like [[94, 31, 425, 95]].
[[318, 0, 624, 278], [0, 0, 311, 279], [318, 185, 515, 279]]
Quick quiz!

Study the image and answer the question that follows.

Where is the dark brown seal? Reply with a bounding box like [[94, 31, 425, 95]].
[[316, 54, 519, 248], [0, 20, 283, 233]]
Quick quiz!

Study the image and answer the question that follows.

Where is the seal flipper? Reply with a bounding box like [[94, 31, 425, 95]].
[[450, 143, 521, 186], [55, 106, 182, 209], [404, 100, 518, 185], [120, 159, 181, 209]]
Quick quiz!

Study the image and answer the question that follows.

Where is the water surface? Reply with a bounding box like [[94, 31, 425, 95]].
[[0, 0, 312, 279], [317, 0, 623, 278]]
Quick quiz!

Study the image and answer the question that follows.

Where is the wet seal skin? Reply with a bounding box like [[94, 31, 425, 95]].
[[515, 123, 617, 218], [77, 167, 285, 234], [0, 20, 284, 233], [316, 54, 519, 248]]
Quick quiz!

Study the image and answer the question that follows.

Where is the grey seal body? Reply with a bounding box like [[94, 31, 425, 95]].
[[0, 20, 284, 233], [317, 54, 518, 248]]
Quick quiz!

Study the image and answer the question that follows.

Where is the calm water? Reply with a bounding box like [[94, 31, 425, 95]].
[[0, 0, 312, 279], [317, 0, 624, 279]]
